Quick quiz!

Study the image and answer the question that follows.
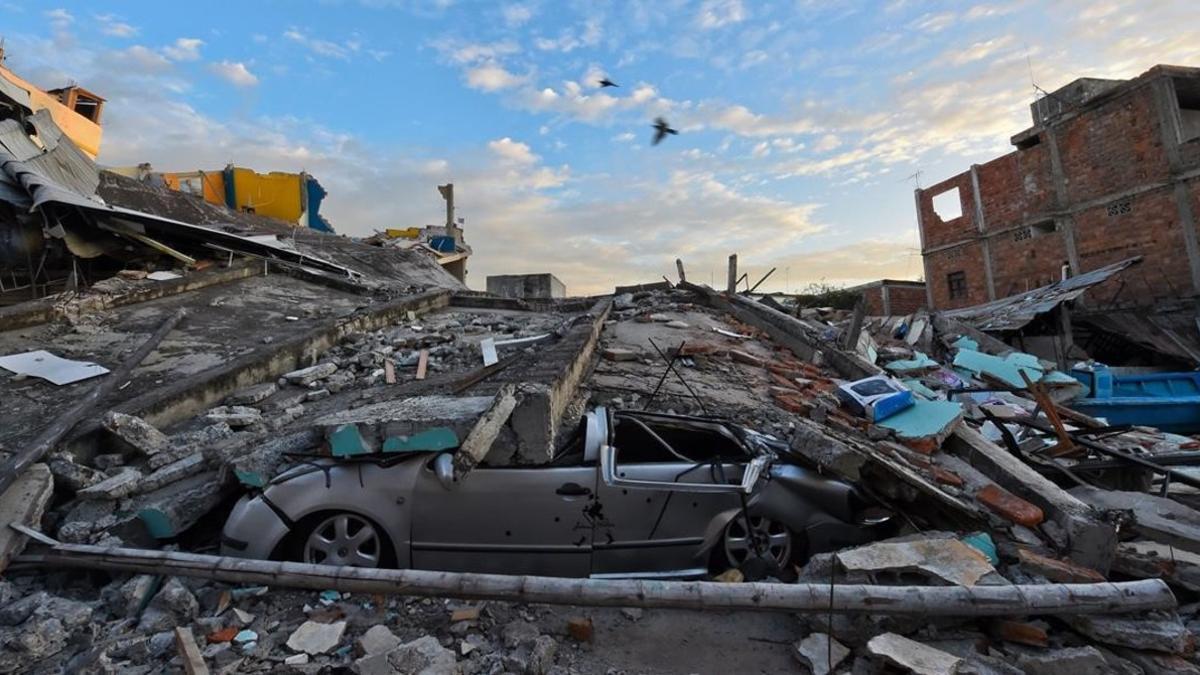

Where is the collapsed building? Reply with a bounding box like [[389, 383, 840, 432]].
[[3, 60, 1200, 675]]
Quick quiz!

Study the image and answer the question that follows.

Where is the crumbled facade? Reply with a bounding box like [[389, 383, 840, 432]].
[[918, 64, 1200, 311]]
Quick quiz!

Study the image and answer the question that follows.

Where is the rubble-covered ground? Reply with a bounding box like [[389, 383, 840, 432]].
[[7, 278, 1200, 674]]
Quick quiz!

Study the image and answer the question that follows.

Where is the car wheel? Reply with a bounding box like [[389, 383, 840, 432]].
[[720, 514, 795, 570], [292, 511, 394, 569]]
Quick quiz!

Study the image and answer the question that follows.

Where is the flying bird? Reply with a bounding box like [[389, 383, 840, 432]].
[[598, 78, 619, 88], [651, 117, 678, 145]]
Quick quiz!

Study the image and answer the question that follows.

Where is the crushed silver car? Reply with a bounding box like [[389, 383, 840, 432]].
[[221, 408, 893, 578]]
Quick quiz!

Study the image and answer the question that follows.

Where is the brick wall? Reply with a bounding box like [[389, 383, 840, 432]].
[[919, 67, 1200, 311], [862, 283, 927, 316]]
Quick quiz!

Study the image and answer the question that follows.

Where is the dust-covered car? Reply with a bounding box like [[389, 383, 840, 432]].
[[221, 408, 893, 578]]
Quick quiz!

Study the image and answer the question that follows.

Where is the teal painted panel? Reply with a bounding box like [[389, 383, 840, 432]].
[[382, 427, 460, 453], [138, 508, 175, 539], [235, 469, 266, 488], [952, 336, 979, 351], [879, 399, 963, 440], [329, 424, 370, 457], [885, 351, 938, 374], [952, 348, 1044, 389]]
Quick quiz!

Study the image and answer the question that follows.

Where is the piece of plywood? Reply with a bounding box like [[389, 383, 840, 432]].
[[174, 627, 210, 675], [0, 350, 109, 385], [0, 463, 53, 573], [384, 360, 396, 384], [415, 349, 429, 380], [480, 338, 499, 366]]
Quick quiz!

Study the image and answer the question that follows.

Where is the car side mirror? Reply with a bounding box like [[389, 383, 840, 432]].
[[433, 453, 456, 491]]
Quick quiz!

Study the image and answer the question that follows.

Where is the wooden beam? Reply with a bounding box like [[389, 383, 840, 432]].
[[747, 267, 776, 294], [415, 350, 429, 380], [0, 309, 185, 497], [174, 627, 209, 675], [21, 543, 1175, 617], [123, 232, 198, 267]]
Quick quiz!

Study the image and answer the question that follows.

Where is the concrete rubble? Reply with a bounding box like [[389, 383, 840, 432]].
[[3, 99, 1200, 671]]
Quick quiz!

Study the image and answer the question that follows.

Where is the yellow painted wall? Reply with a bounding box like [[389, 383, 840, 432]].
[[230, 168, 304, 224], [0, 64, 103, 158], [162, 170, 225, 206]]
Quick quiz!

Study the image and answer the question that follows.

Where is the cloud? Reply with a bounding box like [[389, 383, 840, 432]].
[[951, 35, 1016, 65], [431, 38, 520, 64], [697, 0, 746, 30], [44, 8, 72, 27], [502, 4, 534, 27], [162, 37, 204, 62], [209, 61, 259, 87], [533, 18, 602, 53], [102, 46, 173, 75], [282, 27, 382, 61], [96, 14, 137, 38], [465, 63, 525, 91], [813, 134, 841, 152], [488, 137, 538, 164]]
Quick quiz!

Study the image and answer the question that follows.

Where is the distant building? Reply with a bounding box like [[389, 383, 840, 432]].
[[487, 273, 566, 299], [846, 279, 927, 316], [0, 50, 104, 158], [917, 64, 1200, 311], [111, 164, 336, 233]]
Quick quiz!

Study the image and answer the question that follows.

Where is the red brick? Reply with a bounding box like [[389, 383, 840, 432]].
[[904, 437, 940, 455], [930, 466, 964, 487], [728, 349, 764, 367], [207, 627, 238, 644], [1017, 548, 1105, 583], [977, 484, 1045, 527], [567, 617, 593, 642], [991, 620, 1049, 647]]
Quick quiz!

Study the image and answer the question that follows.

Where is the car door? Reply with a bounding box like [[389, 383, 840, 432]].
[[590, 414, 748, 578], [410, 458, 597, 577]]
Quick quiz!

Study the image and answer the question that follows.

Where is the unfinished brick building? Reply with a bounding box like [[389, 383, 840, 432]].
[[846, 279, 928, 316], [916, 64, 1200, 311]]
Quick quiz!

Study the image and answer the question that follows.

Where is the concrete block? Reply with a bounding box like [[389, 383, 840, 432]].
[[102, 412, 170, 456]]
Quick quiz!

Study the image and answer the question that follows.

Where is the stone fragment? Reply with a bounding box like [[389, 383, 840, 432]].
[[602, 347, 639, 362], [501, 620, 540, 649], [977, 484, 1044, 527], [528, 635, 558, 674], [287, 620, 347, 655], [134, 453, 207, 495], [384, 636, 459, 674], [665, 320, 690, 329], [1066, 612, 1191, 654], [648, 313, 671, 322], [620, 607, 643, 622], [793, 632, 850, 675], [284, 653, 310, 665], [990, 620, 1048, 647], [1017, 548, 1105, 583], [92, 453, 125, 470], [450, 607, 480, 623], [77, 467, 143, 500], [204, 405, 262, 428], [728, 349, 763, 367], [226, 383, 277, 406], [102, 411, 170, 455], [836, 538, 997, 587], [46, 453, 103, 491], [866, 633, 963, 675], [358, 624, 401, 656], [0, 462, 53, 570], [1016, 646, 1109, 675], [284, 362, 339, 386]]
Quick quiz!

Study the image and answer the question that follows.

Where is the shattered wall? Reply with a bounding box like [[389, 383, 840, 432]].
[[918, 64, 1200, 311]]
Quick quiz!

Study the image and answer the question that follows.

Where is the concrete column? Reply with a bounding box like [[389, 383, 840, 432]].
[[726, 254, 738, 294], [880, 284, 892, 316], [969, 165, 997, 301], [1044, 126, 1082, 277], [914, 189, 936, 310], [1151, 78, 1200, 295]]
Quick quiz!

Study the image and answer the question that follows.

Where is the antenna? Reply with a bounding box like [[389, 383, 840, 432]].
[[902, 170, 923, 189]]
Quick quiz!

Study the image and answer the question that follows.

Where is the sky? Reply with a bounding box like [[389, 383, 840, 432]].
[[3, 1, 1199, 294]]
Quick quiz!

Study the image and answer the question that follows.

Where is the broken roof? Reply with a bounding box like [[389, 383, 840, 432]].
[[939, 256, 1141, 331]]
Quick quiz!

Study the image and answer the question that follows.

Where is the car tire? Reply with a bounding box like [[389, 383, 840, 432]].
[[286, 510, 397, 569], [712, 514, 805, 576]]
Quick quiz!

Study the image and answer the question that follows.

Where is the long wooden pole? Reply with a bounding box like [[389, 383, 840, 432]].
[[0, 309, 185, 495], [20, 543, 1176, 617]]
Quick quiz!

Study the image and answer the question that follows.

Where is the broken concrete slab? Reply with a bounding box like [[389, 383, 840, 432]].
[[133, 454, 208, 495], [102, 412, 171, 456], [601, 347, 639, 362], [283, 362, 338, 386], [878, 399, 963, 443], [77, 468, 143, 500], [1066, 612, 1191, 654], [1070, 487, 1200, 556], [286, 620, 346, 655], [203, 406, 262, 428], [1112, 541, 1200, 591], [456, 384, 519, 475], [314, 396, 496, 456], [225, 383, 277, 406], [836, 538, 999, 587], [866, 633, 963, 675], [793, 632, 850, 675], [0, 463, 52, 573], [1016, 646, 1109, 675]]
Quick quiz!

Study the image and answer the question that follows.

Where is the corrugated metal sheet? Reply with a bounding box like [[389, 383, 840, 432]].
[[0, 113, 357, 278], [940, 257, 1142, 331]]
